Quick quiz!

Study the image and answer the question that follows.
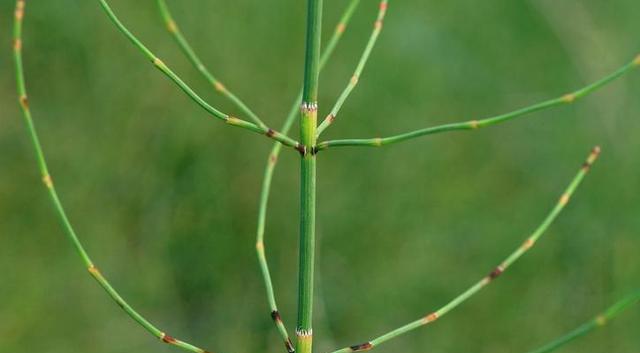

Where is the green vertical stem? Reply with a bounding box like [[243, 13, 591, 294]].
[[13, 1, 210, 352], [255, 1, 361, 351], [297, 0, 323, 352]]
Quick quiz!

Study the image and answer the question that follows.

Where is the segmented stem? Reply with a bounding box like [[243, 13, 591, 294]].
[[316, 56, 639, 151], [13, 2, 211, 353], [316, 0, 388, 137], [96, 0, 301, 149], [525, 290, 640, 353], [329, 146, 601, 353], [156, 0, 266, 128], [256, 1, 361, 351], [296, 1, 323, 352]]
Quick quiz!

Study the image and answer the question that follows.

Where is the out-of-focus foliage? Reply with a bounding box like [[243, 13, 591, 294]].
[[1, 1, 638, 352]]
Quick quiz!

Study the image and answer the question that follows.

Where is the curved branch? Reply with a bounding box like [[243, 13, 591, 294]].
[[316, 0, 388, 137], [156, 0, 266, 128], [316, 56, 640, 151], [96, 0, 301, 151], [525, 290, 640, 353], [13, 2, 212, 352], [329, 146, 601, 353]]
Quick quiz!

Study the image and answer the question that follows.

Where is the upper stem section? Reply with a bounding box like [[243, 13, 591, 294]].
[[302, 0, 324, 107]]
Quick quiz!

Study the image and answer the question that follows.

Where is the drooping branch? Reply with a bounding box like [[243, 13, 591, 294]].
[[255, 1, 362, 352], [13, 2, 213, 353], [525, 290, 640, 353], [315, 56, 640, 151], [329, 146, 601, 353], [156, 0, 266, 129], [316, 0, 388, 137], [96, 0, 302, 150]]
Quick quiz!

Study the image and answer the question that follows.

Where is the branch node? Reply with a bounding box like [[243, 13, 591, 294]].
[[42, 174, 53, 189], [350, 342, 373, 352], [161, 333, 177, 344], [561, 93, 576, 104], [13, 38, 22, 52], [301, 102, 318, 114], [19, 94, 29, 110]]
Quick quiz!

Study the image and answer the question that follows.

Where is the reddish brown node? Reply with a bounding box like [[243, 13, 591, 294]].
[[266, 128, 276, 137], [285, 338, 295, 353], [425, 312, 439, 323], [350, 342, 373, 352], [489, 266, 504, 280], [161, 333, 177, 344], [19, 95, 29, 109]]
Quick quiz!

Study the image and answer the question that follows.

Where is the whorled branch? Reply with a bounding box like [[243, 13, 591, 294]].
[[330, 146, 601, 353], [13, 1, 213, 353], [315, 55, 640, 152]]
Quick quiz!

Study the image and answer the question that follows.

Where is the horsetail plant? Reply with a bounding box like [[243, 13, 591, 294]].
[[12, 0, 640, 353]]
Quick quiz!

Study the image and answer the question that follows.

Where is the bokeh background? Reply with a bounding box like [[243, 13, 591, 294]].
[[1, 1, 639, 352]]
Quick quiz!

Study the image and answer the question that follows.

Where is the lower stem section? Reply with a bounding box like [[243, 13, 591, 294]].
[[297, 153, 316, 353]]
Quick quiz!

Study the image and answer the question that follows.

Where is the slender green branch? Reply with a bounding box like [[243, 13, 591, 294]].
[[316, 0, 388, 137], [256, 1, 361, 351], [296, 1, 323, 353], [525, 290, 640, 353], [316, 56, 640, 151], [329, 146, 602, 353], [13, 2, 211, 353], [156, 0, 266, 128], [96, 0, 302, 150]]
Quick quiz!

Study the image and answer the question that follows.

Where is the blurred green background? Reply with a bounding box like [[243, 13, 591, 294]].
[[1, 1, 639, 352]]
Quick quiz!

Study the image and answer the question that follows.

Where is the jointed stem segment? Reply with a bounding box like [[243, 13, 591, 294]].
[[296, 1, 323, 353], [317, 0, 389, 137], [13, 2, 212, 353], [255, 0, 362, 351], [525, 290, 640, 353], [329, 146, 601, 353], [316, 56, 639, 151], [156, 0, 267, 129], [97, 0, 300, 149]]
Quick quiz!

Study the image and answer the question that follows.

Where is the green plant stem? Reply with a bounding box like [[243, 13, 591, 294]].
[[156, 0, 266, 128], [316, 0, 388, 137], [296, 1, 323, 353], [329, 146, 601, 353], [525, 290, 640, 353], [13, 2, 210, 353], [316, 56, 640, 151], [256, 1, 361, 351], [96, 0, 302, 150]]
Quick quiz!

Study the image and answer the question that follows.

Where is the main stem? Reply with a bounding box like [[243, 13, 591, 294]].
[[297, 0, 322, 352]]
